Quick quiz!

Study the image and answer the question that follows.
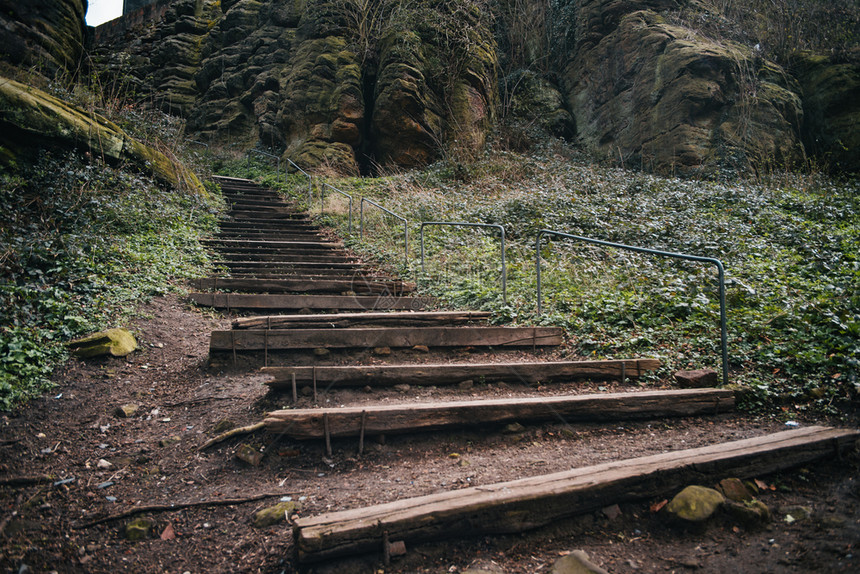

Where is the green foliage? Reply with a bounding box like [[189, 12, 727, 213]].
[[0, 151, 222, 410], [317, 150, 859, 416]]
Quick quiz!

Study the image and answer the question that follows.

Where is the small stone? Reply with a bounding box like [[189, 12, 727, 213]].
[[213, 418, 235, 433], [412, 345, 430, 353], [313, 348, 330, 357], [674, 369, 719, 388], [458, 380, 474, 390], [159, 435, 181, 448], [393, 384, 411, 393], [504, 422, 525, 434], [781, 505, 812, 523], [373, 346, 391, 356], [718, 477, 753, 502], [388, 540, 406, 557], [235, 444, 263, 466], [253, 501, 300, 528], [551, 549, 610, 574], [68, 328, 138, 358], [125, 518, 154, 540], [725, 499, 771, 528], [114, 403, 139, 418], [363, 385, 373, 394], [602, 504, 622, 520], [96, 459, 113, 470], [300, 386, 313, 396], [666, 485, 725, 522]]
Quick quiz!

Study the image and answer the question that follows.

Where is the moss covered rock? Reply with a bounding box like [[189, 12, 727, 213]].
[[67, 328, 138, 359], [558, 3, 805, 175], [0, 76, 204, 193], [666, 485, 725, 522]]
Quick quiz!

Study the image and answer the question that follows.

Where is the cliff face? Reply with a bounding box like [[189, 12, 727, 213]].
[[0, 0, 88, 78], [554, 0, 807, 175], [2, 0, 857, 175], [103, 0, 496, 174]]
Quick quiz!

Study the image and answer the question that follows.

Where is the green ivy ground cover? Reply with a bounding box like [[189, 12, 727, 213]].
[[316, 151, 859, 415], [0, 151, 223, 410]]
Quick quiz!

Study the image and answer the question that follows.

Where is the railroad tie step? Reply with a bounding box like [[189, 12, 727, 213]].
[[261, 358, 661, 389], [209, 326, 564, 351], [188, 292, 431, 311], [292, 425, 860, 563]]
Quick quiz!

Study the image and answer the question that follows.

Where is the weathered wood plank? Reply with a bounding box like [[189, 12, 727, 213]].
[[262, 359, 661, 388], [216, 253, 355, 263], [212, 260, 362, 270], [191, 278, 414, 295], [264, 389, 733, 439], [202, 238, 344, 249], [210, 326, 564, 351], [293, 426, 860, 563], [233, 311, 490, 330], [188, 292, 430, 311]]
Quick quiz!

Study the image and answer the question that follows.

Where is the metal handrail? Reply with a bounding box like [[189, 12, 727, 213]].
[[360, 198, 408, 268], [321, 182, 354, 234], [286, 158, 312, 203], [536, 229, 729, 386], [248, 149, 280, 176], [420, 222, 507, 305]]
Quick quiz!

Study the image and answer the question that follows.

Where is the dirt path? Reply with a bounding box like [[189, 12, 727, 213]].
[[1, 179, 858, 574]]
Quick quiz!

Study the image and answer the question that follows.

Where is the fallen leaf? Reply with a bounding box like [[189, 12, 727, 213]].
[[161, 523, 175, 540], [650, 499, 668, 513]]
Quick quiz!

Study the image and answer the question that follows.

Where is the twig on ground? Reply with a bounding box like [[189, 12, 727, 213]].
[[198, 421, 265, 450], [72, 491, 293, 529]]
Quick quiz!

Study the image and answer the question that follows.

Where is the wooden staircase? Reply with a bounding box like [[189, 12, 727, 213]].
[[191, 176, 859, 566]]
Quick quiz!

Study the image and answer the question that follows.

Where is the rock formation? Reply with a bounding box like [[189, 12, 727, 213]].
[[1, 0, 857, 175], [0, 0, 88, 78]]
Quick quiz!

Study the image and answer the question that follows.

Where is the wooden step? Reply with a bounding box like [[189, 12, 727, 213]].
[[220, 272, 391, 281], [188, 292, 431, 311], [215, 253, 356, 264], [209, 326, 564, 351], [212, 260, 363, 270], [228, 210, 310, 220], [202, 239, 344, 250], [262, 359, 660, 389], [234, 310, 490, 329], [221, 219, 316, 227], [214, 232, 325, 241], [293, 425, 860, 563], [265, 388, 733, 439], [191, 277, 414, 295]]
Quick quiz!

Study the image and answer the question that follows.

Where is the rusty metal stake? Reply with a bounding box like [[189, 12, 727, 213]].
[[231, 330, 237, 366], [383, 531, 391, 566], [313, 366, 318, 404], [620, 361, 626, 384], [358, 410, 367, 455], [291, 372, 298, 403], [323, 413, 332, 458]]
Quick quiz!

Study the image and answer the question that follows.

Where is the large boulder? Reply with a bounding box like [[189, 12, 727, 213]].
[[558, 2, 805, 175], [0, 76, 204, 192]]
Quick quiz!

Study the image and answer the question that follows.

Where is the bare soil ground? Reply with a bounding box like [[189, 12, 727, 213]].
[[1, 293, 858, 573]]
